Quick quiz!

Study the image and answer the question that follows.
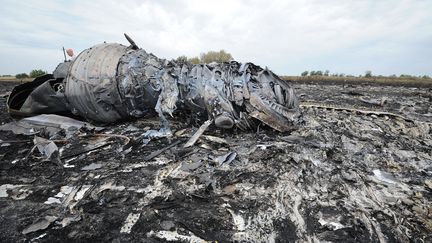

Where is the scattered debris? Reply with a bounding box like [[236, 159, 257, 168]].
[[81, 163, 103, 171], [184, 119, 213, 148], [0, 184, 25, 198], [201, 135, 228, 145], [1, 81, 431, 242], [33, 136, 59, 160], [22, 216, 58, 235], [214, 151, 237, 166], [143, 140, 182, 161], [227, 208, 246, 231], [318, 218, 346, 231], [425, 179, 432, 190], [44, 197, 61, 205], [7, 37, 301, 134], [120, 213, 141, 234], [147, 230, 207, 242], [372, 169, 397, 184], [60, 216, 81, 228], [0, 114, 102, 137]]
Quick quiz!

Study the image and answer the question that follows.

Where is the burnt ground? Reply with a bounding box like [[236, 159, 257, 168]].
[[0, 81, 431, 242]]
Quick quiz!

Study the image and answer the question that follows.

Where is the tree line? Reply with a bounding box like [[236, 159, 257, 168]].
[[301, 70, 431, 79], [176, 50, 233, 64], [5, 65, 431, 81], [15, 69, 47, 79]]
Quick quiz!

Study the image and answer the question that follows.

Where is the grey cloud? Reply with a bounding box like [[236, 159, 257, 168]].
[[0, 0, 431, 76]]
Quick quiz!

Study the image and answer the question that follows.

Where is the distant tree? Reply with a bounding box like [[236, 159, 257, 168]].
[[2, 74, 12, 77], [324, 70, 329, 76], [399, 74, 416, 79], [176, 55, 188, 63], [29, 69, 47, 78], [365, 70, 372, 78], [200, 50, 233, 63], [301, 71, 308, 76], [339, 73, 345, 77], [310, 71, 316, 76], [15, 73, 29, 79], [315, 70, 323, 76], [188, 57, 200, 64], [422, 75, 431, 79], [390, 74, 397, 78]]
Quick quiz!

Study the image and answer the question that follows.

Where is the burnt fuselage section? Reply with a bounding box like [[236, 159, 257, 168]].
[[8, 41, 301, 132]]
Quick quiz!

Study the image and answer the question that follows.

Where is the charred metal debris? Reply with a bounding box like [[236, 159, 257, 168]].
[[1, 35, 432, 242], [7, 34, 301, 135]]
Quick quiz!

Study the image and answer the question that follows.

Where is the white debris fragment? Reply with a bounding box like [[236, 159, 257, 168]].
[[147, 230, 206, 242], [373, 169, 397, 184], [44, 197, 62, 205], [0, 184, 25, 198], [120, 213, 141, 234], [60, 216, 81, 227], [81, 163, 103, 171], [74, 185, 92, 201], [33, 136, 58, 159], [214, 151, 237, 166], [59, 186, 74, 195], [318, 218, 346, 230], [227, 208, 246, 231], [31, 233, 47, 241], [257, 144, 268, 150], [63, 157, 77, 168], [0, 139, 11, 147], [63, 163, 75, 168], [22, 216, 58, 234], [44, 186, 75, 204], [95, 181, 126, 193]]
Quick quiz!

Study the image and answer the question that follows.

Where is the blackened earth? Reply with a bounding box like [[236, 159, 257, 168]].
[[0, 81, 431, 242]]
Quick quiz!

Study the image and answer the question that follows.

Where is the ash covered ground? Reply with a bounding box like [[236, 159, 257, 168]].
[[0, 81, 431, 242]]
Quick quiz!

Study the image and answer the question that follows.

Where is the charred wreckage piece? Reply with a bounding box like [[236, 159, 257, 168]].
[[7, 34, 301, 133]]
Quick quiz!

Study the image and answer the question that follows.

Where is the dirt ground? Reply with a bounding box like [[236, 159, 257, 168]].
[[0, 81, 431, 242]]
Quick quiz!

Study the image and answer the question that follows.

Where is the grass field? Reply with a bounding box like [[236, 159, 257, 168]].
[[0, 77, 33, 82], [2, 75, 432, 88], [281, 75, 432, 87]]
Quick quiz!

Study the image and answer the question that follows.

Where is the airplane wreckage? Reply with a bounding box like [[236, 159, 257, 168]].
[[1, 35, 431, 242], [7, 34, 301, 134]]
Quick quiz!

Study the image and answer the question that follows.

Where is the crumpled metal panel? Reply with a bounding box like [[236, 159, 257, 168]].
[[116, 49, 162, 119], [7, 74, 69, 117], [65, 42, 301, 130], [8, 38, 301, 131], [65, 43, 129, 122]]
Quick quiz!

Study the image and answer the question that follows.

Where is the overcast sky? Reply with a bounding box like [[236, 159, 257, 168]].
[[0, 0, 431, 76]]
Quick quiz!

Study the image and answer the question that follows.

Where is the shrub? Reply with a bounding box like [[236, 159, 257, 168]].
[[200, 50, 233, 63], [365, 70, 372, 78], [29, 69, 47, 78], [176, 55, 188, 63], [15, 73, 29, 79], [188, 57, 200, 64]]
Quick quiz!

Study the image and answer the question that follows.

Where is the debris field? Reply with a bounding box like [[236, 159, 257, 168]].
[[1, 81, 431, 242]]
